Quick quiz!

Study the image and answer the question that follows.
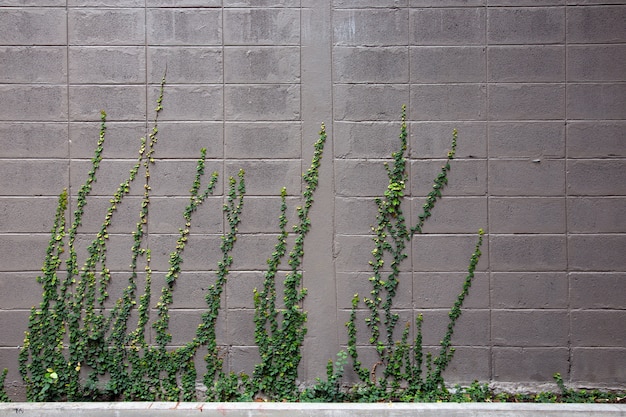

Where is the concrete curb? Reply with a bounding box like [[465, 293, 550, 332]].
[[1, 402, 626, 417]]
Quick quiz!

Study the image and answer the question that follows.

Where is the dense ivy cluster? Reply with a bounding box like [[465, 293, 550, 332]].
[[13, 78, 330, 402], [10, 88, 481, 402], [345, 106, 485, 401]]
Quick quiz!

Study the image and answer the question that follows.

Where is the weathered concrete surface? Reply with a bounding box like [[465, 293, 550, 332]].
[[1, 1, 626, 400]]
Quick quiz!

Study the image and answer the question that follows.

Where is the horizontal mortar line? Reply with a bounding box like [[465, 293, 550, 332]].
[[222, 6, 302, 9], [66, 82, 150, 86], [487, 232, 626, 236], [564, 195, 626, 198], [0, 83, 70, 87], [221, 80, 301, 84], [566, 156, 626, 160], [67, 44, 151, 47], [0, 157, 70, 161], [564, 42, 626, 46], [222, 45, 302, 49], [0, 81, 66, 85], [223, 158, 307, 161], [337, 119, 489, 123], [221, 83, 301, 86], [0, 195, 67, 199], [0, 44, 68, 47], [492, 307, 610, 312], [336, 82, 489, 86], [334, 120, 403, 123], [489, 80, 626, 84], [0, 231, 56, 235], [566, 233, 626, 236], [566, 42, 626, 46], [486, 156, 566, 160], [472, 118, 565, 122], [563, 157, 626, 161], [333, 43, 413, 48], [219, 120, 302, 125], [565, 119, 626, 123], [343, 308, 491, 312]]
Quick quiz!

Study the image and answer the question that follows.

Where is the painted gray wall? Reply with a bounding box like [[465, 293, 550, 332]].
[[1, 0, 625, 400]]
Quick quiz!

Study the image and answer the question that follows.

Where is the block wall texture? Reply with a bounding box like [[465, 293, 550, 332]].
[[1, 0, 625, 399]]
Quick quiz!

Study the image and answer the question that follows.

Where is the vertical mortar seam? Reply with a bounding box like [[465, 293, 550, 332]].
[[563, 3, 572, 384], [66, 0, 71, 220], [221, 1, 229, 373], [484, 1, 493, 384]]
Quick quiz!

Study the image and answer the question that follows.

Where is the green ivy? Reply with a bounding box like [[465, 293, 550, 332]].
[[252, 124, 327, 401], [10, 81, 626, 403], [345, 106, 484, 401], [16, 74, 331, 402], [0, 369, 9, 402]]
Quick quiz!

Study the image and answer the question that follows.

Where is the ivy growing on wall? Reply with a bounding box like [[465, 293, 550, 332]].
[[15, 76, 330, 402], [11, 77, 488, 402]]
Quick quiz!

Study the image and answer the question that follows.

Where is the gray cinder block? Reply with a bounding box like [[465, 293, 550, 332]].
[[0, 46, 66, 83], [568, 197, 626, 233], [225, 84, 300, 121], [225, 122, 300, 158], [0, 122, 68, 158], [488, 7, 565, 45], [489, 159, 565, 196], [147, 8, 221, 46], [570, 273, 626, 309], [567, 159, 626, 196], [493, 347, 570, 382], [335, 159, 390, 197], [335, 84, 410, 121], [489, 234, 567, 271], [148, 85, 223, 121], [572, 348, 626, 385], [492, 310, 569, 347], [410, 122, 487, 159], [0, 160, 68, 196], [334, 8, 408, 46], [148, 47, 223, 83], [567, 45, 626, 82], [488, 122, 565, 158], [567, 84, 626, 120], [412, 234, 488, 272], [224, 8, 300, 45], [488, 84, 565, 120], [411, 159, 487, 196], [410, 8, 486, 45], [69, 85, 146, 121], [489, 197, 566, 234], [225, 46, 300, 83], [69, 46, 145, 84], [567, 5, 626, 44], [69, 8, 145, 45], [488, 45, 565, 82], [491, 272, 568, 309], [568, 235, 626, 271], [567, 121, 626, 158], [0, 86, 67, 121], [334, 46, 409, 83], [410, 84, 486, 121], [0, 8, 66, 45], [571, 311, 626, 347], [411, 46, 485, 83]]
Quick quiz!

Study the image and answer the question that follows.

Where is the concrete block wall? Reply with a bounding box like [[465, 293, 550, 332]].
[[0, 0, 625, 399]]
